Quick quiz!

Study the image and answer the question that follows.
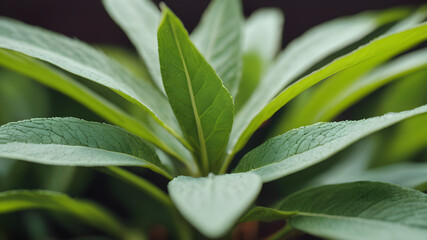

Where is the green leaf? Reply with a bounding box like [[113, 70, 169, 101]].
[[330, 163, 427, 191], [0, 49, 191, 165], [97, 45, 152, 81], [235, 8, 284, 111], [285, 47, 427, 131], [274, 7, 427, 133], [191, 0, 243, 97], [233, 104, 427, 182], [102, 0, 163, 91], [277, 182, 427, 240], [158, 8, 234, 172], [0, 67, 49, 124], [240, 206, 295, 223], [0, 17, 182, 139], [168, 173, 262, 238], [0, 118, 171, 178], [0, 190, 125, 237], [242, 8, 284, 65], [229, 21, 427, 158]]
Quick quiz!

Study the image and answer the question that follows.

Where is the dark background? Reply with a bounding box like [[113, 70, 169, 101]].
[[1, 0, 425, 48]]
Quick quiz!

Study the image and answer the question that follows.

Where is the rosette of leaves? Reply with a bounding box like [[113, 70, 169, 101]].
[[1, 0, 427, 239]]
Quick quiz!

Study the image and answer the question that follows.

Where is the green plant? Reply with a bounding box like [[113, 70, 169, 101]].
[[1, 0, 427, 239]]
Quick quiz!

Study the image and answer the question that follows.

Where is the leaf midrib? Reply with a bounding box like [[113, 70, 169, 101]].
[[168, 16, 209, 173], [294, 211, 426, 231]]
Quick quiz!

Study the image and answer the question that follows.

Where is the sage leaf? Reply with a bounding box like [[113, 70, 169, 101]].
[[229, 22, 427, 158], [234, 104, 427, 182], [102, 0, 164, 91], [0, 190, 125, 237], [168, 173, 262, 238], [243, 8, 284, 65], [278, 182, 427, 240], [0, 118, 171, 178], [276, 7, 427, 132], [192, 0, 243, 97], [235, 8, 284, 110], [325, 163, 427, 191], [158, 8, 234, 171]]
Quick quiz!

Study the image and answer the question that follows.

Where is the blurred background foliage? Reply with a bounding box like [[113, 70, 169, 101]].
[[0, 0, 426, 239]]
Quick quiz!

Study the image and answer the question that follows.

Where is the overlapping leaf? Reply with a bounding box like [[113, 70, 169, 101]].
[[0, 17, 181, 138], [243, 182, 427, 240], [282, 47, 427, 131], [279, 182, 427, 240], [229, 22, 427, 158], [278, 5, 427, 132], [192, 0, 243, 97], [158, 8, 234, 172], [235, 8, 284, 110], [0, 49, 191, 164], [0, 117, 171, 178], [0, 190, 125, 237], [234, 104, 427, 182]]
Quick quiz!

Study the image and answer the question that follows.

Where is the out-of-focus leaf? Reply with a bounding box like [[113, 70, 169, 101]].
[[0, 50, 192, 165], [158, 8, 234, 172], [0, 118, 171, 178], [235, 8, 284, 110], [378, 69, 427, 163], [0, 190, 125, 237], [234, 105, 427, 182], [102, 0, 163, 91], [277, 182, 427, 240], [98, 45, 151, 82], [192, 0, 243, 96], [273, 6, 427, 133], [282, 48, 427, 132]]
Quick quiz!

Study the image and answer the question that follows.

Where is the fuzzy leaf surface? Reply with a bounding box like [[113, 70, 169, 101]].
[[192, 0, 243, 96]]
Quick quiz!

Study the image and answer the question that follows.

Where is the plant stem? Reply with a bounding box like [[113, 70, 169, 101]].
[[101, 167, 194, 239], [267, 222, 295, 240], [218, 152, 235, 174], [101, 166, 173, 207]]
